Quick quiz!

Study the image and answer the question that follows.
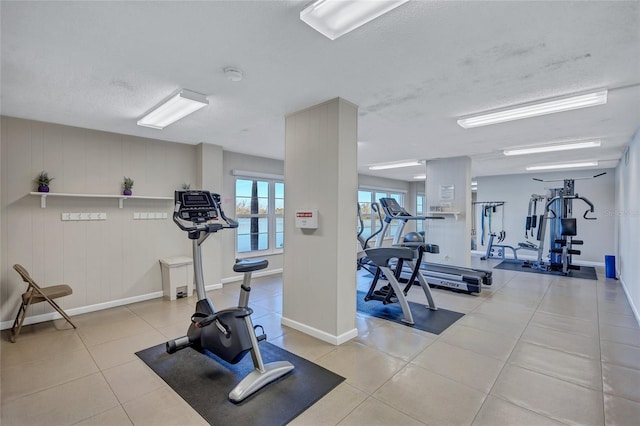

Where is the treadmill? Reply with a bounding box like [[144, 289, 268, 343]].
[[375, 198, 492, 293]]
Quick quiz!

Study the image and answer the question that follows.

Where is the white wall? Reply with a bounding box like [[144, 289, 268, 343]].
[[615, 128, 639, 322], [358, 174, 411, 196], [0, 118, 304, 327], [283, 98, 358, 343], [0, 117, 196, 323], [358, 174, 413, 233], [476, 169, 615, 264], [425, 157, 472, 267]]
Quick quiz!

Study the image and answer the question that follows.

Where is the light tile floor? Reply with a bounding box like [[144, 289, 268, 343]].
[[1, 259, 639, 425]]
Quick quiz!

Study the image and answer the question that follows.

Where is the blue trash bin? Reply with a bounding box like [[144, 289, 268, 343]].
[[605, 255, 616, 279]]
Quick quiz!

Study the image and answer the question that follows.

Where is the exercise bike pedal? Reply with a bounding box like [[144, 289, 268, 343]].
[[254, 324, 267, 342]]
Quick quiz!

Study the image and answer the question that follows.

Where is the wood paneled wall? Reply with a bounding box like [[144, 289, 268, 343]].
[[1, 117, 197, 322]]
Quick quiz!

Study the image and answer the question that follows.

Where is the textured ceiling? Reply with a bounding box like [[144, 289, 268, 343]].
[[1, 1, 639, 181]]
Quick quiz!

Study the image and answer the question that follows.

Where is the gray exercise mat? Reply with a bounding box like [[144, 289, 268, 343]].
[[356, 291, 464, 334], [136, 341, 344, 426], [494, 260, 598, 280]]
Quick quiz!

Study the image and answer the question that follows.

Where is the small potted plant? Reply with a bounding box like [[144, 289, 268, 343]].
[[36, 171, 54, 193], [122, 176, 134, 196]]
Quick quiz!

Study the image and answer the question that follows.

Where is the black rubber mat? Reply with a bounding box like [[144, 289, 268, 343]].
[[356, 291, 464, 334], [494, 260, 598, 280], [136, 341, 344, 426]]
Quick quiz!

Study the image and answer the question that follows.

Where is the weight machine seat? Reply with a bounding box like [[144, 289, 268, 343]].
[[518, 242, 538, 250], [233, 258, 269, 273], [560, 218, 577, 236]]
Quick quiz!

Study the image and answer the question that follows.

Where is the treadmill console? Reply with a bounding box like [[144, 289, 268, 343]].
[[175, 190, 220, 223], [379, 197, 411, 217]]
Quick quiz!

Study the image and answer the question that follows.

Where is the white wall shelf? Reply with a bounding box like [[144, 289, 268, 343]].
[[439, 211, 461, 220], [429, 210, 461, 220], [30, 192, 173, 209]]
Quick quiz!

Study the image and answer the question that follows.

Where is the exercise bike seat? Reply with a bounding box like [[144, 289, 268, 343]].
[[234, 258, 269, 273]]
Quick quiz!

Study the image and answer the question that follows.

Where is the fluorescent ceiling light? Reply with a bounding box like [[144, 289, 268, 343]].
[[413, 174, 426, 180], [526, 161, 598, 171], [369, 161, 422, 170], [471, 181, 478, 186], [300, 0, 409, 40], [458, 90, 607, 129], [137, 89, 208, 129], [504, 140, 601, 156]]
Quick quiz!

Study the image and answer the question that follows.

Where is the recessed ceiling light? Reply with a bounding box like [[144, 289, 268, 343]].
[[526, 161, 598, 171], [369, 161, 422, 170], [504, 140, 601, 156], [413, 174, 426, 180], [300, 0, 409, 40], [458, 90, 608, 129]]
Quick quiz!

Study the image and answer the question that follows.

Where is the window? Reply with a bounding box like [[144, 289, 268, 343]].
[[358, 189, 404, 242], [416, 193, 425, 234], [235, 178, 284, 254]]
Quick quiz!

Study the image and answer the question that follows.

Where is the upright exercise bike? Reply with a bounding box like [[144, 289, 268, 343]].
[[166, 190, 294, 403]]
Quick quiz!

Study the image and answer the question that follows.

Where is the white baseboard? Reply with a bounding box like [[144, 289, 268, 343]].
[[204, 283, 223, 291], [0, 291, 163, 330], [619, 274, 640, 327], [221, 268, 283, 284], [281, 316, 358, 345], [1, 268, 284, 331]]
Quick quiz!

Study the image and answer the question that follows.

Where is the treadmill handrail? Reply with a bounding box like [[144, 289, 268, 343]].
[[383, 214, 446, 222]]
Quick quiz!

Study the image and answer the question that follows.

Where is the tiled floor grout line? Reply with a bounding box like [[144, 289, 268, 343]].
[[4, 269, 638, 425], [594, 275, 607, 426], [81, 305, 140, 426], [467, 275, 557, 426]]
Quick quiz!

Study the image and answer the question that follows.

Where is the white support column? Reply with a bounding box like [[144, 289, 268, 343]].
[[282, 98, 358, 345], [196, 143, 224, 290], [425, 157, 472, 267]]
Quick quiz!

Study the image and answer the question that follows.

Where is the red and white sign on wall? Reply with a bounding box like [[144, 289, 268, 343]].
[[295, 209, 318, 229]]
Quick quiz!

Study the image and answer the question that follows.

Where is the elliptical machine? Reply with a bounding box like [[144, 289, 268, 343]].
[[166, 190, 294, 403]]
